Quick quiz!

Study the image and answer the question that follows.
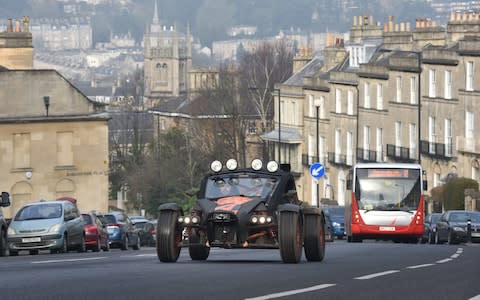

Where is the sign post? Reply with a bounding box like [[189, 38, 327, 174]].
[[309, 162, 325, 207]]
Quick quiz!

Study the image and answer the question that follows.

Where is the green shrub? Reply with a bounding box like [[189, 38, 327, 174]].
[[444, 177, 479, 210]]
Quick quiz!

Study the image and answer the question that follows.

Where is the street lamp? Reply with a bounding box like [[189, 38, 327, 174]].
[[314, 98, 322, 208]]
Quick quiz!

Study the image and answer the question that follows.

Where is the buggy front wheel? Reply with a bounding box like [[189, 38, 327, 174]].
[[278, 211, 303, 263], [156, 210, 182, 262]]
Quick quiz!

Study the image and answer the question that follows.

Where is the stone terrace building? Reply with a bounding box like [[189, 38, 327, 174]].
[[0, 19, 110, 217], [273, 12, 480, 212]]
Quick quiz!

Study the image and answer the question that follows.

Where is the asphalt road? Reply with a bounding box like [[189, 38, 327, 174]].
[[0, 241, 479, 300]]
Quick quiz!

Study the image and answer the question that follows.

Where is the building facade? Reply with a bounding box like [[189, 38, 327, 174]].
[[270, 12, 480, 212], [0, 20, 110, 218]]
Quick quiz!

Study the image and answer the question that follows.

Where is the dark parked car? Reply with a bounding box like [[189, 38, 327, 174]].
[[156, 159, 326, 264], [324, 213, 335, 242], [82, 212, 109, 252], [0, 192, 10, 257], [99, 212, 140, 250], [422, 213, 442, 244], [134, 221, 156, 246], [323, 206, 345, 239], [435, 210, 480, 244]]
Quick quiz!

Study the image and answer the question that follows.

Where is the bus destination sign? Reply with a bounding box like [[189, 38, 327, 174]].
[[368, 169, 409, 178]]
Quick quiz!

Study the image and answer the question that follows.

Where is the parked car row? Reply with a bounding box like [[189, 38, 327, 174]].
[[4, 199, 151, 256], [422, 210, 480, 245]]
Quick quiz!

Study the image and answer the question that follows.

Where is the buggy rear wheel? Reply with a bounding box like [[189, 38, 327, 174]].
[[278, 211, 303, 263], [188, 233, 210, 261], [156, 210, 181, 262], [303, 214, 325, 262]]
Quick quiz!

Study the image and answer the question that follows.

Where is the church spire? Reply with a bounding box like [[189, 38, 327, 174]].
[[150, 0, 161, 33], [153, 0, 159, 25]]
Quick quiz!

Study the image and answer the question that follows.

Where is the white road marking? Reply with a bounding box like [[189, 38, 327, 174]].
[[244, 284, 336, 300], [354, 270, 400, 280], [32, 257, 107, 264], [468, 295, 480, 300], [451, 254, 460, 258], [436, 258, 452, 264], [456, 248, 463, 253], [406, 263, 434, 269]]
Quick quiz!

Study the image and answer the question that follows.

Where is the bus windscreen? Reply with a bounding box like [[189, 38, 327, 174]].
[[355, 168, 421, 212]]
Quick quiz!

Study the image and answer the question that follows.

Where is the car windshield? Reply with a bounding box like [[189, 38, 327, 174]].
[[205, 175, 278, 199], [469, 213, 480, 222], [15, 203, 62, 221], [325, 206, 344, 217], [430, 214, 441, 223], [449, 212, 470, 222], [102, 215, 117, 224], [82, 214, 93, 224]]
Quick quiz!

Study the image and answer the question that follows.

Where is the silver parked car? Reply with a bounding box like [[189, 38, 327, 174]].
[[7, 200, 85, 255]]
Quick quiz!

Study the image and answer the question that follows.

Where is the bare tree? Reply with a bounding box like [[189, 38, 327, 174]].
[[238, 39, 294, 133]]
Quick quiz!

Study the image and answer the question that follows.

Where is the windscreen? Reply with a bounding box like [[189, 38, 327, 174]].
[[15, 203, 63, 221], [355, 168, 421, 212], [205, 175, 278, 199], [82, 214, 93, 224]]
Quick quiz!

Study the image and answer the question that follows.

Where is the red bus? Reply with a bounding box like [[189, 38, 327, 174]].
[[345, 163, 427, 243]]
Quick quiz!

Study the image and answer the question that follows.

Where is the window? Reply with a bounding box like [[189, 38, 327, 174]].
[[396, 76, 402, 102], [308, 95, 314, 117], [410, 77, 416, 104], [445, 70, 452, 99], [308, 134, 314, 164], [347, 131, 353, 165], [347, 91, 354, 115], [466, 111, 474, 150], [335, 89, 341, 113], [466, 61, 474, 91], [445, 119, 452, 157], [57, 131, 73, 166], [376, 128, 383, 162], [409, 123, 416, 159], [434, 173, 441, 187], [473, 163, 480, 183], [319, 96, 326, 119], [363, 126, 370, 160], [364, 82, 370, 109], [335, 129, 341, 162], [395, 122, 402, 156], [377, 83, 383, 110], [429, 69, 436, 98], [429, 116, 436, 154], [13, 133, 31, 169], [319, 136, 326, 165]]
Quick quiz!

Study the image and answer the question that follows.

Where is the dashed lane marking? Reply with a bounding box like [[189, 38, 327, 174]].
[[468, 295, 480, 300], [406, 263, 434, 269], [244, 284, 336, 300], [354, 270, 400, 280], [436, 258, 452, 264], [32, 257, 107, 264]]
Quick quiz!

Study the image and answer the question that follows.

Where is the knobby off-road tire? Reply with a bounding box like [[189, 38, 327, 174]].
[[188, 232, 210, 261], [304, 214, 326, 262], [278, 211, 303, 263], [157, 210, 181, 263]]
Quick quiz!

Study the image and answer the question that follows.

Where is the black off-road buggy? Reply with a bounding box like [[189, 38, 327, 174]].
[[156, 159, 326, 263]]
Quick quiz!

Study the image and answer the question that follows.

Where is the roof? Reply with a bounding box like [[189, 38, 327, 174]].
[[284, 56, 323, 86], [261, 127, 302, 144]]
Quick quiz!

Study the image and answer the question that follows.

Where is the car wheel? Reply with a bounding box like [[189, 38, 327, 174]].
[[61, 234, 69, 253], [9, 250, 18, 256], [0, 229, 7, 257], [303, 213, 325, 262], [132, 236, 141, 250], [447, 230, 456, 245], [121, 235, 129, 250], [435, 231, 441, 244], [428, 232, 435, 244], [93, 237, 101, 252], [188, 232, 210, 261], [77, 235, 86, 253], [156, 210, 182, 263], [278, 211, 303, 263]]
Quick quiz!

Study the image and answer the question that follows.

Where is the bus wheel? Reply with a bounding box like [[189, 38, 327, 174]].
[[278, 211, 302, 263], [303, 214, 325, 262]]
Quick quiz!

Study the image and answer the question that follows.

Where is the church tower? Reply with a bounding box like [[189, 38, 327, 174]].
[[144, 0, 192, 103]]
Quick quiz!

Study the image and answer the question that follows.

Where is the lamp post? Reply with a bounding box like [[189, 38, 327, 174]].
[[314, 98, 321, 208]]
